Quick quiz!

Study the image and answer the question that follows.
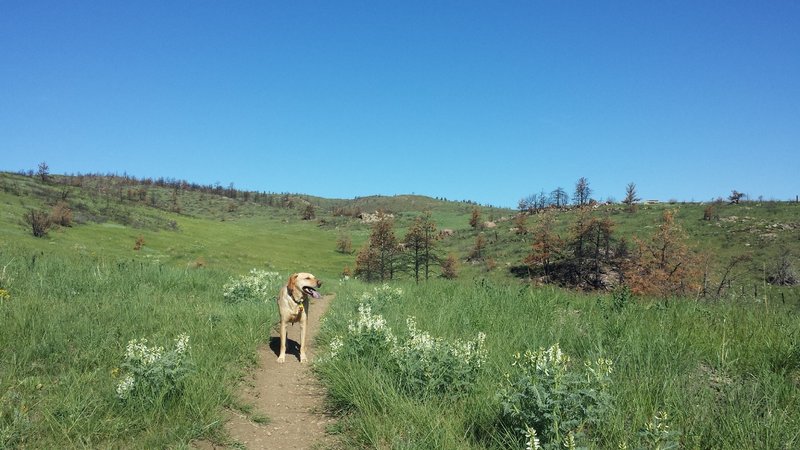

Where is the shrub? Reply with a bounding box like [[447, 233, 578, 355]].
[[24, 209, 51, 237], [497, 344, 613, 449], [323, 289, 487, 401], [768, 250, 797, 286], [329, 303, 397, 360], [336, 234, 353, 254], [612, 285, 632, 311], [392, 317, 486, 399], [115, 334, 192, 403], [702, 204, 718, 221], [301, 204, 315, 220], [49, 201, 72, 227], [441, 254, 459, 279], [222, 269, 283, 303]]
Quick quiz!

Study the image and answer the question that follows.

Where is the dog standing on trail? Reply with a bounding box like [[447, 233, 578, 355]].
[[276, 273, 322, 363]]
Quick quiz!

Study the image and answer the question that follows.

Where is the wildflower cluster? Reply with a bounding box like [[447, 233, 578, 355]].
[[358, 283, 404, 305], [498, 343, 613, 450], [393, 317, 487, 398], [222, 269, 282, 303], [324, 297, 487, 400], [336, 303, 397, 358], [115, 334, 192, 402]]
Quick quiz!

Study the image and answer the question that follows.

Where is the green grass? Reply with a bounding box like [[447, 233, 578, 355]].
[[315, 279, 800, 449], [0, 243, 279, 448]]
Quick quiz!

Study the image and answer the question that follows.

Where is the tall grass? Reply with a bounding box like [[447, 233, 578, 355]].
[[316, 279, 800, 449], [0, 245, 276, 448]]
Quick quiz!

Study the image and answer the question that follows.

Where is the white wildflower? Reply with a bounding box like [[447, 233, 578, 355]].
[[524, 426, 542, 450], [174, 333, 190, 355], [563, 431, 576, 450], [116, 374, 135, 399], [329, 336, 344, 358]]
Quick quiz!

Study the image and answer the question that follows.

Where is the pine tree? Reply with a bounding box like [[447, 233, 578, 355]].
[[403, 213, 438, 283], [355, 213, 399, 281], [626, 210, 701, 297], [622, 182, 640, 212], [524, 211, 563, 279]]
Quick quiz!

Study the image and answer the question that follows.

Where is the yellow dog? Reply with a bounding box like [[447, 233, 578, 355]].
[[276, 273, 322, 363]]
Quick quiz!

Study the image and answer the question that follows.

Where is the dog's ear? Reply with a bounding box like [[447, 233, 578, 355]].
[[286, 273, 298, 297]]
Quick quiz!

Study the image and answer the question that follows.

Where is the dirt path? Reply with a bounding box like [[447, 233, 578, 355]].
[[196, 295, 336, 450]]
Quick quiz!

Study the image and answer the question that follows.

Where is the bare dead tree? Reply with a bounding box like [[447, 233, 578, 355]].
[[573, 177, 592, 206]]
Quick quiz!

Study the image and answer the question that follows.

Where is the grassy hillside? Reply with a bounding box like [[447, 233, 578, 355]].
[[0, 172, 508, 278], [5, 170, 795, 288], [1, 170, 799, 448]]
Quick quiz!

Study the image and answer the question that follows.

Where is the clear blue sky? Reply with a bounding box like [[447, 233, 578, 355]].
[[2, 1, 798, 207]]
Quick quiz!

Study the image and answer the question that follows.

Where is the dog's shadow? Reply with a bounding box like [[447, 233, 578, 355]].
[[268, 336, 302, 362]]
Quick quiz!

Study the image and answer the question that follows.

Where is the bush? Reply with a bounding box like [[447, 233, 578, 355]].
[[222, 269, 283, 303], [115, 334, 192, 403], [768, 250, 797, 286], [23, 209, 51, 237], [49, 201, 73, 227], [336, 234, 353, 254], [323, 287, 487, 401], [441, 254, 459, 279], [497, 344, 613, 449], [328, 303, 397, 360], [392, 317, 486, 399]]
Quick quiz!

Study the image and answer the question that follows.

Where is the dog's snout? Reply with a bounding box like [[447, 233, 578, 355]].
[[317, 279, 323, 287]]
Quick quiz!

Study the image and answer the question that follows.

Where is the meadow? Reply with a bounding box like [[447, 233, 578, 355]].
[[1, 170, 799, 448], [316, 279, 800, 449]]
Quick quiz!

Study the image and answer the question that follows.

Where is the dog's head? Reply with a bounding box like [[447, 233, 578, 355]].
[[287, 272, 322, 300]]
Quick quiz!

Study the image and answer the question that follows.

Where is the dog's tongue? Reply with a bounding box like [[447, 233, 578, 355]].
[[310, 289, 321, 299]]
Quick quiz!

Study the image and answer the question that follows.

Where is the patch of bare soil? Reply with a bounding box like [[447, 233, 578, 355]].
[[195, 295, 337, 450]]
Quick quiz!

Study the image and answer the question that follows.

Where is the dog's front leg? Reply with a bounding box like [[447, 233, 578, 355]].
[[277, 319, 287, 363], [299, 312, 307, 363]]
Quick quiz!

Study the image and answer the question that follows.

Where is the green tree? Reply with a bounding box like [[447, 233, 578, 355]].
[[37, 161, 50, 183], [622, 182, 640, 212]]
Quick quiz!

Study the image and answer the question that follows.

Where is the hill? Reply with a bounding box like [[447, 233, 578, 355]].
[[2, 169, 799, 448], [2, 170, 798, 294]]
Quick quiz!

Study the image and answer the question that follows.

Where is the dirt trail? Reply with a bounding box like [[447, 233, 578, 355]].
[[196, 295, 336, 450]]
